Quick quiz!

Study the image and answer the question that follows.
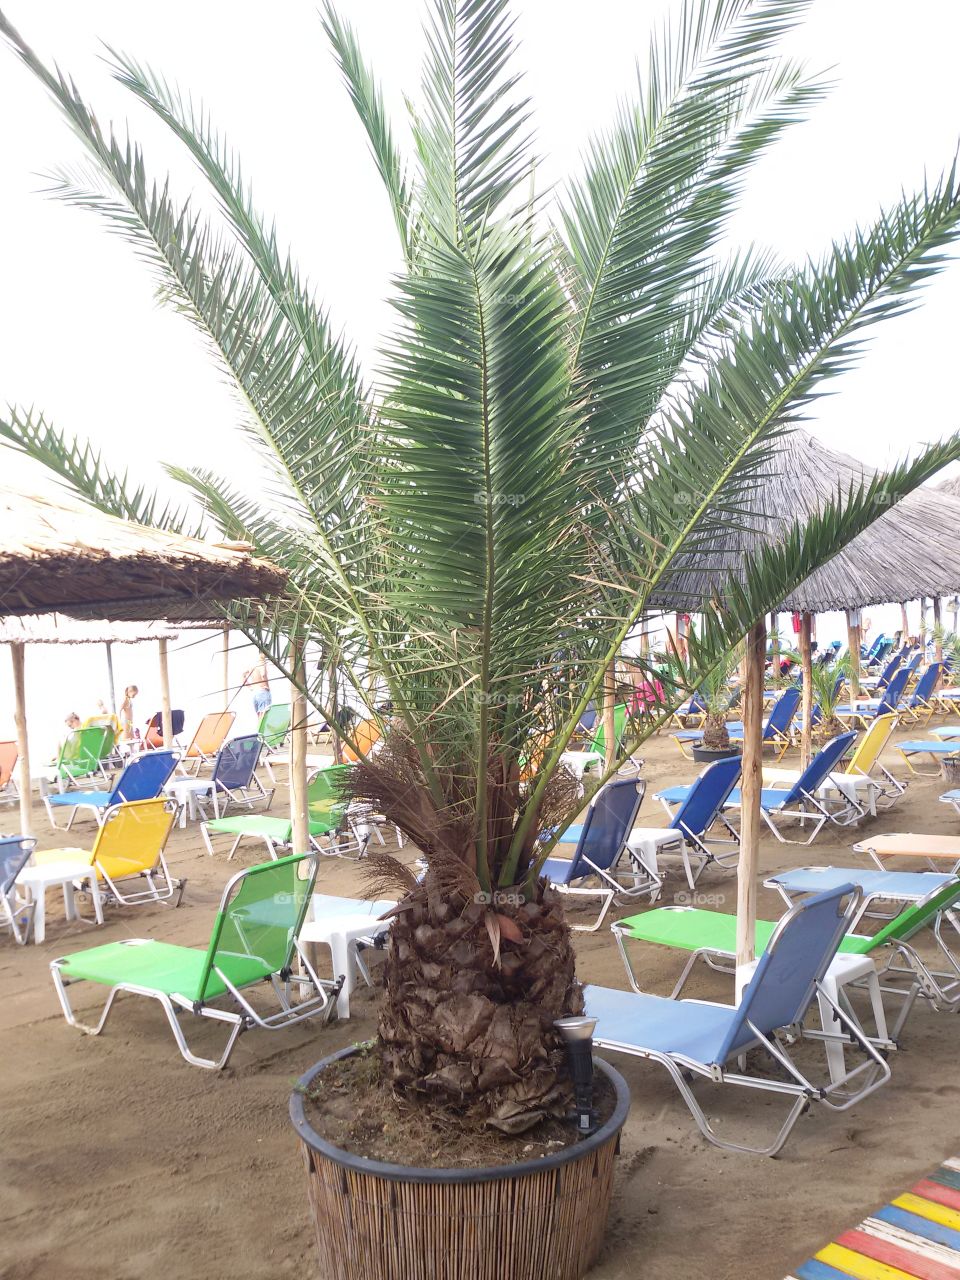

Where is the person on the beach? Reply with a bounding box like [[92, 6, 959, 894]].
[[243, 655, 272, 719], [64, 711, 81, 733], [119, 685, 138, 741]]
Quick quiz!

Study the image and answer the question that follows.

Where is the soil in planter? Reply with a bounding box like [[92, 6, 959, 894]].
[[300, 1044, 617, 1169]]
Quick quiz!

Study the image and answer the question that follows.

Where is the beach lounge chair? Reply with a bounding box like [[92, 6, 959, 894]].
[[42, 748, 179, 830], [896, 733, 960, 776], [0, 740, 19, 806], [670, 686, 799, 762], [560, 704, 634, 779], [852, 832, 960, 875], [627, 755, 742, 895], [31, 796, 183, 910], [722, 731, 860, 843], [894, 662, 943, 724], [765, 864, 957, 926], [49, 853, 342, 1069], [836, 666, 911, 729], [1, 835, 36, 943], [764, 713, 901, 817], [200, 764, 356, 860], [50, 725, 115, 790], [167, 734, 274, 821], [660, 731, 859, 842], [859, 647, 906, 691], [256, 702, 292, 782], [614, 877, 960, 1041], [669, 689, 708, 728], [178, 711, 236, 775], [539, 777, 645, 931], [585, 884, 891, 1155]]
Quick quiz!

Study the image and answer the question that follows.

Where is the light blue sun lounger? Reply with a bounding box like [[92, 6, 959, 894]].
[[585, 883, 891, 1156], [43, 749, 179, 830], [626, 755, 741, 895], [540, 777, 645, 931], [659, 732, 858, 844]]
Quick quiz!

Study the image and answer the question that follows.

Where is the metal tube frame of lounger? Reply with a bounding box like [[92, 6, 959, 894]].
[[95, 855, 186, 910], [757, 786, 866, 846], [593, 992, 891, 1157], [195, 774, 275, 821], [49, 955, 344, 1070], [1, 887, 35, 945], [896, 743, 958, 778]]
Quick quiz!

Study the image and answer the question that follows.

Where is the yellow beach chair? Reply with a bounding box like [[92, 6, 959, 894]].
[[33, 797, 183, 908]]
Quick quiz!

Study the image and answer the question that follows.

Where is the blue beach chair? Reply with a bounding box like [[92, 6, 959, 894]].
[[539, 777, 645, 931], [1, 835, 37, 944], [626, 755, 742, 895], [42, 749, 179, 830], [585, 884, 891, 1156], [196, 734, 274, 819], [714, 732, 859, 844], [837, 665, 911, 728]]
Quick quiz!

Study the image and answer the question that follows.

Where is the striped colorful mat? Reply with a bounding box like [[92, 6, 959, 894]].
[[786, 1158, 960, 1278]]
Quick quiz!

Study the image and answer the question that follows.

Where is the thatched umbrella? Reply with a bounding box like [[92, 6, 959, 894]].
[[657, 432, 960, 613], [0, 487, 284, 621], [654, 430, 960, 969], [0, 487, 285, 834]]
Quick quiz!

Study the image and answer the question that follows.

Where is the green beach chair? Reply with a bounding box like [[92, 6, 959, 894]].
[[51, 725, 115, 790], [257, 702, 292, 783], [199, 765, 355, 860], [49, 852, 342, 1069], [613, 875, 960, 1039]]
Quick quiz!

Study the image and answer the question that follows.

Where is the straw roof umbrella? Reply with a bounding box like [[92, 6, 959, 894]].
[[0, 487, 285, 835], [652, 430, 960, 970], [0, 487, 284, 621]]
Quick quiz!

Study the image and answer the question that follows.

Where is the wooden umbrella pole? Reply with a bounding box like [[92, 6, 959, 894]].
[[603, 658, 617, 771], [934, 596, 943, 661], [901, 602, 910, 643], [158, 638, 173, 746], [845, 609, 860, 713], [221, 623, 230, 709], [799, 612, 813, 771], [11, 643, 32, 836], [289, 636, 309, 856], [769, 613, 780, 686], [104, 640, 117, 716], [735, 618, 766, 970]]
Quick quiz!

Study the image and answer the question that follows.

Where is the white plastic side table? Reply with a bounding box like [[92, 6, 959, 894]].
[[16, 859, 104, 945], [298, 895, 397, 1018]]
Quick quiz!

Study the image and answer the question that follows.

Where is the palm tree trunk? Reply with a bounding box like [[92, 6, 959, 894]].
[[378, 879, 580, 1132], [736, 618, 766, 969]]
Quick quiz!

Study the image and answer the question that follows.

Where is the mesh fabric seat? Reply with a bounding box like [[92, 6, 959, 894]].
[[50, 853, 341, 1068], [540, 776, 644, 931]]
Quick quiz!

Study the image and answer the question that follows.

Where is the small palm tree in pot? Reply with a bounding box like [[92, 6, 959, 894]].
[[4, 1, 960, 1275]]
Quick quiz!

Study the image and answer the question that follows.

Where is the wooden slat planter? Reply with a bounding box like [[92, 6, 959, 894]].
[[290, 1049, 630, 1280]]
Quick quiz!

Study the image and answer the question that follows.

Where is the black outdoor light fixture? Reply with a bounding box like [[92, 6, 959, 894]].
[[554, 1015, 598, 1136]]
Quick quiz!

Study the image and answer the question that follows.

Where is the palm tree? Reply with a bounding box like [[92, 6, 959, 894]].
[[2, 0, 960, 1133]]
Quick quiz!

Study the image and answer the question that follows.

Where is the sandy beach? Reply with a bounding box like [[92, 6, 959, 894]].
[[2, 725, 959, 1280]]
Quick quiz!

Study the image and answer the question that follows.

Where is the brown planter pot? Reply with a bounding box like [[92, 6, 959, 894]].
[[290, 1047, 630, 1280], [940, 757, 960, 786]]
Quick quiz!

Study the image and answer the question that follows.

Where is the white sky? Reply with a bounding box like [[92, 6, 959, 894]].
[[1, 0, 959, 499]]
